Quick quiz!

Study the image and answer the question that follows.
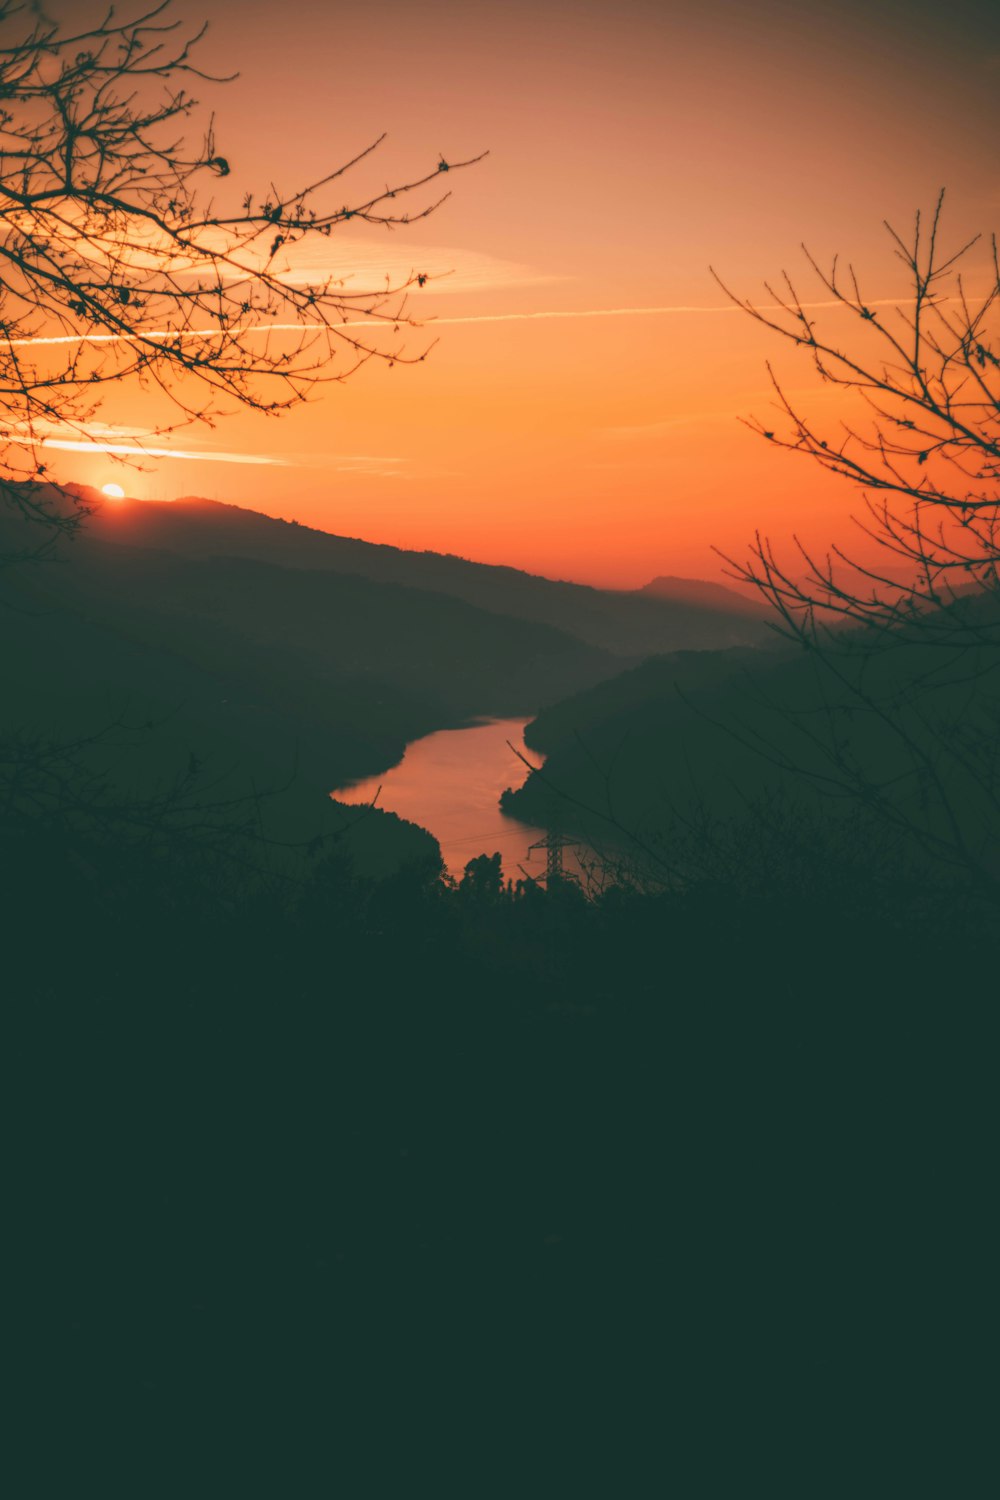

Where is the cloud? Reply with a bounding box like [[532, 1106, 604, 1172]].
[[20, 436, 285, 465], [331, 462, 407, 478], [265, 238, 557, 296], [2, 418, 284, 465], [4, 418, 152, 442], [2, 419, 408, 471], [0, 206, 555, 301]]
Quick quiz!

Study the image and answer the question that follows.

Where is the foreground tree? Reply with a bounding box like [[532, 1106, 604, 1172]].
[[713, 192, 999, 635], [716, 195, 1000, 900], [0, 0, 482, 551]]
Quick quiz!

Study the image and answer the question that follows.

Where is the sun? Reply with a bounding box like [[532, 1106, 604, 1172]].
[[101, 482, 126, 499]]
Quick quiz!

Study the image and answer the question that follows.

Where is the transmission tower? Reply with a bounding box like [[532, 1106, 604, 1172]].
[[527, 827, 578, 886]]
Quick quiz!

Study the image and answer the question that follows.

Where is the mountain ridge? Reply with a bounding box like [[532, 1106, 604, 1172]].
[[637, 574, 773, 619], [65, 488, 774, 659]]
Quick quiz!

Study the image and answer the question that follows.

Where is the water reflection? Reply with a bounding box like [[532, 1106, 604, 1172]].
[[332, 717, 551, 882]]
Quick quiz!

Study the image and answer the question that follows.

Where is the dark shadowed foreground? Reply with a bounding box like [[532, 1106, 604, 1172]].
[[5, 784, 994, 1496], [3, 486, 995, 1492]]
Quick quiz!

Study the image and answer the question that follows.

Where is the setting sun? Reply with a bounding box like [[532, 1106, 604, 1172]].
[[101, 482, 125, 499]]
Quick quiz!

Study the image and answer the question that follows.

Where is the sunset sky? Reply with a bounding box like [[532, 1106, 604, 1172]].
[[40, 0, 1000, 586]]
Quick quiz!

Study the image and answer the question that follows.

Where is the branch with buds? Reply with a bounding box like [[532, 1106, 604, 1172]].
[[0, 0, 485, 550]]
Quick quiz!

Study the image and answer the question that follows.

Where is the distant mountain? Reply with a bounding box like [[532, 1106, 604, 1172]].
[[66, 489, 774, 658], [502, 645, 790, 841], [3, 527, 610, 789], [0, 483, 774, 874], [637, 574, 773, 619], [502, 594, 1000, 884]]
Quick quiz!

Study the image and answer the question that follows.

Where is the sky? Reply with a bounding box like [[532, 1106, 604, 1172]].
[[32, 0, 1000, 586]]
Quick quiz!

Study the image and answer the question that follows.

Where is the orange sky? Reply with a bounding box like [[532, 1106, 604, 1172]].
[[37, 0, 1000, 586]]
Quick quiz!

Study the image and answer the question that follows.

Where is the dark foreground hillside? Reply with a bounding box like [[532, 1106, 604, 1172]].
[[5, 794, 995, 1494]]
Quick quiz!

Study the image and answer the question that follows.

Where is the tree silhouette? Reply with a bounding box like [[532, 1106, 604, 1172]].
[[0, 0, 483, 552], [715, 195, 1000, 900], [460, 851, 504, 903], [713, 192, 999, 635]]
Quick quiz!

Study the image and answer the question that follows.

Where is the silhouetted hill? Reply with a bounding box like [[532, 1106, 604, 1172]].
[[3, 527, 611, 786], [0, 483, 775, 878], [637, 574, 773, 619], [505, 645, 793, 842], [66, 488, 773, 657], [503, 594, 1000, 886], [1, 557, 448, 877], [2, 487, 633, 875], [519, 644, 785, 757]]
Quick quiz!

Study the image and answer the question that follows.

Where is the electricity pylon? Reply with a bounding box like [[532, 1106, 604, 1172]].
[[527, 827, 578, 886]]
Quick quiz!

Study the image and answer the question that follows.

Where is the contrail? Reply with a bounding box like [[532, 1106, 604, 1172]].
[[4, 297, 933, 349], [413, 298, 923, 327], [10, 436, 282, 464]]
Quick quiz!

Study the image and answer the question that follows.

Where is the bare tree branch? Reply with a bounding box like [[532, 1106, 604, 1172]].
[[0, 0, 484, 551]]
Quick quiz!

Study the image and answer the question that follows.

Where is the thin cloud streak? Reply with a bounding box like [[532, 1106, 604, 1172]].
[[8, 436, 283, 465], [7, 296, 948, 349], [333, 464, 407, 478], [422, 299, 913, 327], [3, 421, 406, 469]]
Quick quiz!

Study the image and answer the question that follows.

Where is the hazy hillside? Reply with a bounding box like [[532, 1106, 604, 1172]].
[[3, 530, 612, 787], [518, 644, 785, 755], [0, 484, 771, 876], [1, 563, 453, 877], [637, 575, 773, 619], [69, 489, 773, 657], [504, 646, 793, 839], [502, 601, 1000, 884]]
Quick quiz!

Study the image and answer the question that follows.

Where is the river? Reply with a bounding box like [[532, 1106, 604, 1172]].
[[331, 717, 555, 883]]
